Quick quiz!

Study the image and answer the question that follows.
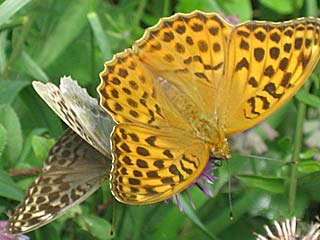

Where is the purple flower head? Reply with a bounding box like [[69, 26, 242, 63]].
[[0, 221, 29, 240], [166, 152, 220, 211]]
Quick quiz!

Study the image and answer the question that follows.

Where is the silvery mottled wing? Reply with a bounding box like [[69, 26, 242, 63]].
[[32, 76, 114, 156], [7, 129, 110, 233], [7, 77, 114, 233]]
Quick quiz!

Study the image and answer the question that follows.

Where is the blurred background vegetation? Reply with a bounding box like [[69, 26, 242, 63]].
[[0, 0, 320, 239]]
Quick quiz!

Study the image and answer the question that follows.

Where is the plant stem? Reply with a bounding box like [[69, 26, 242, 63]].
[[163, 0, 170, 16], [288, 0, 317, 216], [134, 0, 147, 27], [306, 0, 317, 17], [288, 81, 311, 214], [9, 167, 42, 177]]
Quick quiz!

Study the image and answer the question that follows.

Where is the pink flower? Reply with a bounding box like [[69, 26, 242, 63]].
[[254, 216, 320, 240], [0, 221, 29, 240], [220, 12, 239, 25]]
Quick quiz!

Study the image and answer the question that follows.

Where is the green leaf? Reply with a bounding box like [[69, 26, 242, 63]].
[[19, 51, 50, 82], [0, 0, 32, 26], [19, 88, 64, 139], [217, 0, 252, 21], [0, 206, 6, 214], [35, 223, 60, 240], [18, 128, 48, 165], [295, 90, 320, 108], [178, 195, 216, 240], [0, 80, 29, 105], [87, 12, 112, 61], [238, 175, 285, 193], [298, 161, 320, 173], [175, 0, 221, 13], [0, 169, 23, 201], [300, 148, 318, 159], [37, 0, 89, 68], [207, 189, 266, 234], [150, 204, 187, 240], [31, 135, 55, 160], [260, 0, 303, 14], [0, 31, 8, 73], [0, 105, 23, 165], [0, 124, 7, 160], [299, 171, 320, 186], [176, 0, 252, 21], [76, 214, 112, 240]]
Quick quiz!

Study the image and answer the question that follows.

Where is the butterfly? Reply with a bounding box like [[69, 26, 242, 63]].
[[98, 11, 320, 205], [7, 11, 320, 234], [7, 77, 114, 234]]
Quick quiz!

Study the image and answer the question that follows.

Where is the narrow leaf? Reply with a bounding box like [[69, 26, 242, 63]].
[[300, 148, 318, 159], [0, 169, 23, 201], [0, 123, 7, 160], [77, 214, 111, 240], [0, 0, 31, 26], [0, 31, 8, 73], [298, 161, 320, 173], [37, 0, 89, 67], [238, 175, 285, 193], [31, 135, 55, 160], [87, 12, 112, 61], [20, 51, 49, 82], [18, 128, 48, 165], [295, 90, 320, 108], [0, 80, 29, 105], [260, 0, 303, 14], [0, 105, 23, 165], [179, 195, 216, 240]]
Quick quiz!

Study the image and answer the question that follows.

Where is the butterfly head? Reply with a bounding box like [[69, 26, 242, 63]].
[[211, 137, 231, 160], [205, 123, 231, 160]]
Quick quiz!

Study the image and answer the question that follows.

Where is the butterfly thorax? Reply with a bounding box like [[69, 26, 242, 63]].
[[191, 114, 231, 160], [158, 77, 231, 159]]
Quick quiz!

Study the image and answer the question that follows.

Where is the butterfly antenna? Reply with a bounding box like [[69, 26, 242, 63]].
[[237, 153, 280, 162], [237, 154, 296, 164], [227, 160, 234, 221]]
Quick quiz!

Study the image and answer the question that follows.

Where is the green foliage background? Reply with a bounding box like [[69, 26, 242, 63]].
[[0, 0, 320, 239]]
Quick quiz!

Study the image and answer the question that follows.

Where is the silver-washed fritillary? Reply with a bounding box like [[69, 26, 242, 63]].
[[6, 11, 320, 234], [98, 11, 320, 205]]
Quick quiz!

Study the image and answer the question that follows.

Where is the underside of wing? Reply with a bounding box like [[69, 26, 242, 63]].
[[109, 123, 210, 204], [7, 129, 111, 234], [33, 77, 113, 157], [222, 17, 320, 134]]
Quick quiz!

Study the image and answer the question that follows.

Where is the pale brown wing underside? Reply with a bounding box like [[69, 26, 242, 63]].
[[33, 77, 114, 157], [7, 129, 110, 234]]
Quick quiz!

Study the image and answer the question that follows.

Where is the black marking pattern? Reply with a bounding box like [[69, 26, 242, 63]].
[[234, 17, 320, 121], [98, 11, 320, 204]]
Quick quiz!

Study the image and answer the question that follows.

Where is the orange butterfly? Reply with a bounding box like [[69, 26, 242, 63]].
[[98, 11, 320, 204]]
